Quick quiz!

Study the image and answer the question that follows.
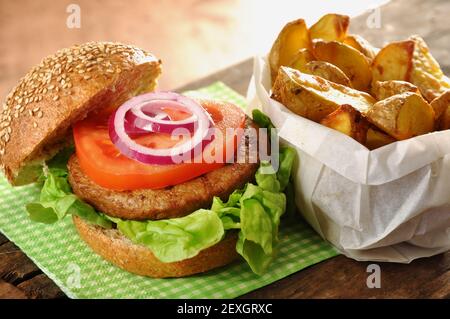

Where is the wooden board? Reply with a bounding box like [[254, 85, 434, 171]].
[[1, 0, 449, 298]]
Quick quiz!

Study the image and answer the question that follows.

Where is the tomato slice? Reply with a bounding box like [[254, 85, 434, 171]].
[[72, 100, 246, 191]]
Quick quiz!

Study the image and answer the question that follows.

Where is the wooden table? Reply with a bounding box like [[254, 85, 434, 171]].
[[1, 0, 449, 299]]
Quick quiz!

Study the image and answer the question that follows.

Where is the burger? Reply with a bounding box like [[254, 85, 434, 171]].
[[0, 42, 294, 278]]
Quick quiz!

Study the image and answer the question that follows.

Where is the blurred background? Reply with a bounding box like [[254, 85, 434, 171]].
[[0, 0, 448, 98]]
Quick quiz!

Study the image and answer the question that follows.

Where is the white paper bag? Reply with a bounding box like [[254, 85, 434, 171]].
[[247, 55, 450, 262]]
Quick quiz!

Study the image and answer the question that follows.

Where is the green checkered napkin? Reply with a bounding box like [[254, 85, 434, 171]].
[[0, 82, 338, 299]]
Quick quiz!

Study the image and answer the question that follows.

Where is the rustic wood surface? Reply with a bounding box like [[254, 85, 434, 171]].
[[1, 0, 449, 298]]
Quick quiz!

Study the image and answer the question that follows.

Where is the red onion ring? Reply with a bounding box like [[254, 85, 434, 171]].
[[130, 100, 197, 134], [109, 92, 214, 165]]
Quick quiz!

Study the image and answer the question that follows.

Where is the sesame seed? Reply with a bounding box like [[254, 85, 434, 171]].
[[53, 95, 59, 101], [84, 75, 91, 80], [37, 111, 43, 118], [28, 110, 33, 116], [33, 122, 38, 128]]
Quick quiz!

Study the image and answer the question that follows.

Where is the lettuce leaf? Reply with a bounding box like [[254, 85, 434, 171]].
[[109, 209, 225, 263], [26, 152, 112, 229], [252, 109, 275, 130]]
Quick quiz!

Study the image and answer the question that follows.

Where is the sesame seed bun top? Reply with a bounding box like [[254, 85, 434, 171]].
[[0, 42, 162, 185]]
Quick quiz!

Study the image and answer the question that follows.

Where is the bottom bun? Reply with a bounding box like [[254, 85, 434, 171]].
[[72, 216, 239, 278]]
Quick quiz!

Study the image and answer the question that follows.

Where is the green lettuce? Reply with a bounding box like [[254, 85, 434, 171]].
[[108, 209, 225, 263], [26, 112, 296, 275], [26, 148, 112, 229]]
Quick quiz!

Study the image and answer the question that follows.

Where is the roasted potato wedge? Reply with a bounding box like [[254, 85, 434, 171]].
[[372, 36, 450, 102], [269, 19, 311, 81], [320, 104, 368, 143], [313, 40, 372, 91], [441, 104, 450, 130], [365, 92, 435, 140], [366, 127, 396, 150], [343, 34, 378, 60], [372, 80, 420, 100], [371, 40, 414, 84], [304, 61, 353, 87], [287, 48, 315, 72], [409, 35, 450, 101], [309, 14, 350, 42], [430, 90, 450, 129], [271, 67, 375, 122]]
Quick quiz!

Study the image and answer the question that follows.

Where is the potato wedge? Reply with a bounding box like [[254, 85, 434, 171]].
[[309, 14, 350, 42], [313, 40, 372, 91], [409, 36, 450, 102], [320, 104, 368, 143], [271, 66, 375, 122], [430, 90, 450, 129], [365, 92, 435, 140], [372, 80, 420, 100], [269, 19, 311, 81], [304, 61, 353, 87], [371, 36, 450, 102], [441, 104, 450, 130], [343, 34, 378, 60], [287, 48, 315, 73], [366, 127, 396, 150], [371, 40, 415, 84]]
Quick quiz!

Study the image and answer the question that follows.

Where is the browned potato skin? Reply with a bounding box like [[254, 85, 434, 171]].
[[365, 92, 435, 140], [287, 48, 315, 73], [371, 40, 415, 85], [371, 37, 450, 102], [372, 80, 420, 100], [320, 104, 368, 143], [409, 36, 450, 102], [304, 61, 353, 87], [442, 105, 450, 130], [309, 14, 350, 42], [269, 19, 311, 81], [430, 90, 450, 129], [366, 127, 396, 150], [271, 66, 375, 122], [313, 40, 372, 91], [343, 34, 377, 61]]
